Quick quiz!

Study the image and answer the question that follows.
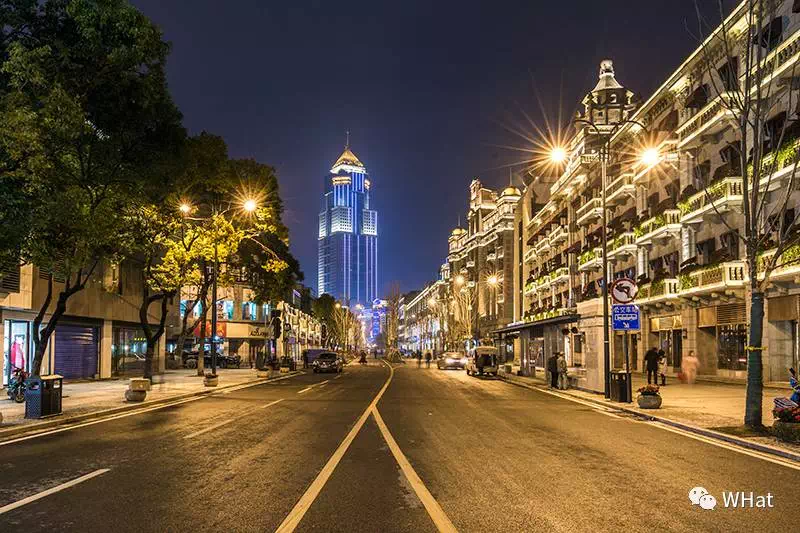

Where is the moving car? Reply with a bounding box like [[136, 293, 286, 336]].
[[436, 351, 468, 370], [312, 352, 344, 373], [466, 346, 499, 377]]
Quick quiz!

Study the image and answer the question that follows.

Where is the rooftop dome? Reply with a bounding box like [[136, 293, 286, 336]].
[[450, 227, 466, 237], [501, 186, 521, 197]]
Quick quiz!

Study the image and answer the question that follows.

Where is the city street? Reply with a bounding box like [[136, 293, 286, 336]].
[[0, 362, 795, 532]]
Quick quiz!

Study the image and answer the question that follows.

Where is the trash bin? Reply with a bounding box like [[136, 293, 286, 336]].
[[24, 374, 63, 419], [609, 370, 631, 403]]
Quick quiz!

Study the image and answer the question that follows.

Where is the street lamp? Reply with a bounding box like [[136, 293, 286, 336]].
[[550, 118, 648, 399], [179, 196, 258, 380]]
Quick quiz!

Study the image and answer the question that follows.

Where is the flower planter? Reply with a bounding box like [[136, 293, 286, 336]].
[[125, 389, 147, 402], [257, 369, 272, 378], [203, 374, 219, 387], [637, 394, 662, 409], [773, 421, 800, 443]]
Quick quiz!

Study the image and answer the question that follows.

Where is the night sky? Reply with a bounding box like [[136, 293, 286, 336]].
[[130, 0, 736, 296]]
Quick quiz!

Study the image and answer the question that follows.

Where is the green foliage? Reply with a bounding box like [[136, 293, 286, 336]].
[[578, 249, 597, 265], [678, 274, 696, 291]]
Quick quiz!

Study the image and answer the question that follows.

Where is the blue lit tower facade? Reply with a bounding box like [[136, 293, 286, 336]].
[[317, 143, 378, 306]]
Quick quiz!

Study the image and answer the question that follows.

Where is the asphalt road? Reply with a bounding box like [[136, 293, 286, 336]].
[[0, 361, 796, 532]]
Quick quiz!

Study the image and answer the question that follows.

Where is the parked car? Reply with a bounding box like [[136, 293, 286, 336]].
[[312, 352, 344, 373], [182, 350, 241, 369], [436, 352, 467, 370], [465, 346, 499, 377]]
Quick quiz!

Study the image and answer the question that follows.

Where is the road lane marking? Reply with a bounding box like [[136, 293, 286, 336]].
[[184, 399, 284, 439], [297, 379, 330, 394], [0, 373, 303, 447], [653, 422, 800, 471], [334, 374, 342, 380], [594, 409, 624, 419], [372, 407, 458, 533], [275, 364, 394, 533], [500, 378, 800, 470], [0, 469, 110, 515]]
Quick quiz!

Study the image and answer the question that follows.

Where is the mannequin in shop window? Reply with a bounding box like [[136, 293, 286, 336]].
[[10, 335, 25, 370]]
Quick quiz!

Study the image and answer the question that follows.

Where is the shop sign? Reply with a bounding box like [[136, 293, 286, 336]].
[[249, 325, 272, 339], [192, 321, 226, 338]]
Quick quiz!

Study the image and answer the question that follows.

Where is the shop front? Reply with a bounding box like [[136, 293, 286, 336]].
[[697, 302, 748, 378], [646, 314, 682, 372], [3, 319, 31, 387], [111, 325, 147, 376], [54, 323, 99, 379]]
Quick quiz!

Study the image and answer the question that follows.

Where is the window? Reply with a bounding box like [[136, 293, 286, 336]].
[[720, 231, 740, 259], [681, 227, 696, 264], [696, 238, 716, 266], [754, 17, 784, 51], [717, 57, 739, 92], [718, 324, 747, 371]]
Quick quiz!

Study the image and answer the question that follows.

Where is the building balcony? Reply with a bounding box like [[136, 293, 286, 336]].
[[678, 261, 746, 299], [525, 307, 577, 324], [497, 294, 505, 304], [549, 266, 570, 286], [486, 252, 497, 262], [757, 245, 800, 284], [466, 260, 475, 268], [577, 247, 604, 272], [679, 177, 743, 226], [606, 173, 635, 206], [524, 248, 537, 264], [676, 92, 736, 148], [606, 232, 637, 261], [548, 225, 568, 247], [576, 197, 602, 227], [634, 210, 682, 247], [497, 248, 505, 258], [534, 237, 551, 254], [536, 275, 552, 293], [524, 281, 536, 296], [750, 137, 800, 193], [635, 278, 679, 307]]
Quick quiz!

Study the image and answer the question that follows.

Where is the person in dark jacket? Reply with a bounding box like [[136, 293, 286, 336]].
[[547, 353, 559, 389], [644, 347, 660, 385]]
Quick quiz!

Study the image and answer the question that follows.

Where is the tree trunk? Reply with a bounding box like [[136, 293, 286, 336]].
[[197, 301, 207, 376], [745, 290, 765, 428]]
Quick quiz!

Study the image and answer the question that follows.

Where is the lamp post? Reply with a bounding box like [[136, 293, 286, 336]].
[[550, 118, 650, 399], [179, 197, 258, 379]]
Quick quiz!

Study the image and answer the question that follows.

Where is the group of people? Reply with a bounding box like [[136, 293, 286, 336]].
[[644, 347, 700, 385], [414, 351, 433, 368], [546, 351, 569, 390]]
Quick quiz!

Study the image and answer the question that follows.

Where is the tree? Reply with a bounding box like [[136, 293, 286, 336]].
[[385, 282, 402, 351], [312, 294, 338, 349], [452, 283, 477, 347], [692, 0, 800, 427], [0, 0, 185, 375]]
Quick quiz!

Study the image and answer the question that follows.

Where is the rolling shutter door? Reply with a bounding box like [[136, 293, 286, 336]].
[[55, 325, 98, 379]]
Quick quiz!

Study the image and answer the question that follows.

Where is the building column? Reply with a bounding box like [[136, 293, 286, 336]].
[[99, 320, 113, 379]]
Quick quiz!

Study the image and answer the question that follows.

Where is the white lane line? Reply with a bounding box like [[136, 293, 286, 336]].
[[0, 469, 110, 515], [275, 364, 394, 533], [506, 380, 800, 470], [184, 399, 284, 440], [372, 407, 458, 533], [0, 373, 303, 447], [594, 409, 623, 419], [297, 380, 330, 395], [334, 374, 342, 380], [654, 422, 800, 471]]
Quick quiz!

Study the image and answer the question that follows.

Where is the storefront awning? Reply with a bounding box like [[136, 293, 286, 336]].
[[491, 313, 580, 336]]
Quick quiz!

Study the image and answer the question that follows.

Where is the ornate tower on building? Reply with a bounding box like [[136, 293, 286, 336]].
[[317, 138, 378, 306]]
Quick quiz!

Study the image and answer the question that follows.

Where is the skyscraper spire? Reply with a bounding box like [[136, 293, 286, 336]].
[[345, 130, 350, 149]]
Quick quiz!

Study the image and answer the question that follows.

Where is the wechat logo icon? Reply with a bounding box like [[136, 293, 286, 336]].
[[689, 487, 717, 510]]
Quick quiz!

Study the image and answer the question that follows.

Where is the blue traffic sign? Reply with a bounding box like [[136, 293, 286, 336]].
[[612, 304, 640, 331]]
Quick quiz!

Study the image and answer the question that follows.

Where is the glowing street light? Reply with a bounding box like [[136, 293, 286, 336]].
[[550, 146, 567, 164], [179, 203, 192, 214], [428, 297, 436, 307], [455, 274, 465, 286], [487, 274, 499, 286], [243, 199, 258, 212], [640, 148, 660, 167]]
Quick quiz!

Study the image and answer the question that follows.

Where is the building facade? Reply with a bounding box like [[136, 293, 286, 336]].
[[506, 1, 800, 391], [317, 142, 378, 307]]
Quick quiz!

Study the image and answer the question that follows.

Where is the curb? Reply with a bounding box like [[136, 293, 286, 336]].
[[0, 371, 303, 442], [498, 374, 800, 464]]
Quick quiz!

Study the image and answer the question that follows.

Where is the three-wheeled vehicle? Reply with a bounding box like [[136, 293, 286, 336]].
[[466, 346, 499, 376]]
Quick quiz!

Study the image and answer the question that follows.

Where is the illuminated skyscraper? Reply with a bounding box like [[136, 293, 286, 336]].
[[317, 139, 378, 306]]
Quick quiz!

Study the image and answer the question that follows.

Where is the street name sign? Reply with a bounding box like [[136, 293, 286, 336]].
[[612, 304, 640, 331]]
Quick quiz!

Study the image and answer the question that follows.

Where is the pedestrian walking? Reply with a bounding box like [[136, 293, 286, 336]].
[[547, 352, 559, 389], [658, 351, 668, 386], [682, 350, 699, 385], [425, 351, 432, 368], [416, 351, 422, 368], [644, 347, 660, 385], [557, 351, 568, 390], [302, 350, 309, 369]]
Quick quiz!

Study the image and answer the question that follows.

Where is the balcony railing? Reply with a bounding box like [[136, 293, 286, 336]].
[[466, 260, 475, 268], [607, 232, 637, 260], [524, 248, 537, 264], [534, 236, 551, 254], [486, 252, 497, 262], [757, 244, 800, 280], [524, 307, 576, 324], [576, 197, 602, 227], [577, 247, 603, 272], [635, 278, 679, 305], [678, 177, 743, 225], [606, 173, 635, 206], [549, 225, 568, 247], [550, 266, 570, 285], [676, 92, 736, 148], [524, 281, 536, 295], [497, 248, 505, 258], [678, 261, 746, 297], [634, 210, 682, 246]]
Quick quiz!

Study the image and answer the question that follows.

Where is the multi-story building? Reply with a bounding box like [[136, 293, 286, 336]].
[[508, 0, 800, 391], [446, 179, 520, 349], [403, 281, 446, 353], [317, 141, 378, 307], [1, 261, 171, 383]]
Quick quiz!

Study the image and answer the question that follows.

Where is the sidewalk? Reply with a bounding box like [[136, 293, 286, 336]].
[[500, 370, 800, 458], [0, 368, 287, 434]]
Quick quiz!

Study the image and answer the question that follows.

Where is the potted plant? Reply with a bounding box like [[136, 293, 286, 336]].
[[203, 372, 219, 387], [636, 384, 662, 409], [772, 406, 800, 443]]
